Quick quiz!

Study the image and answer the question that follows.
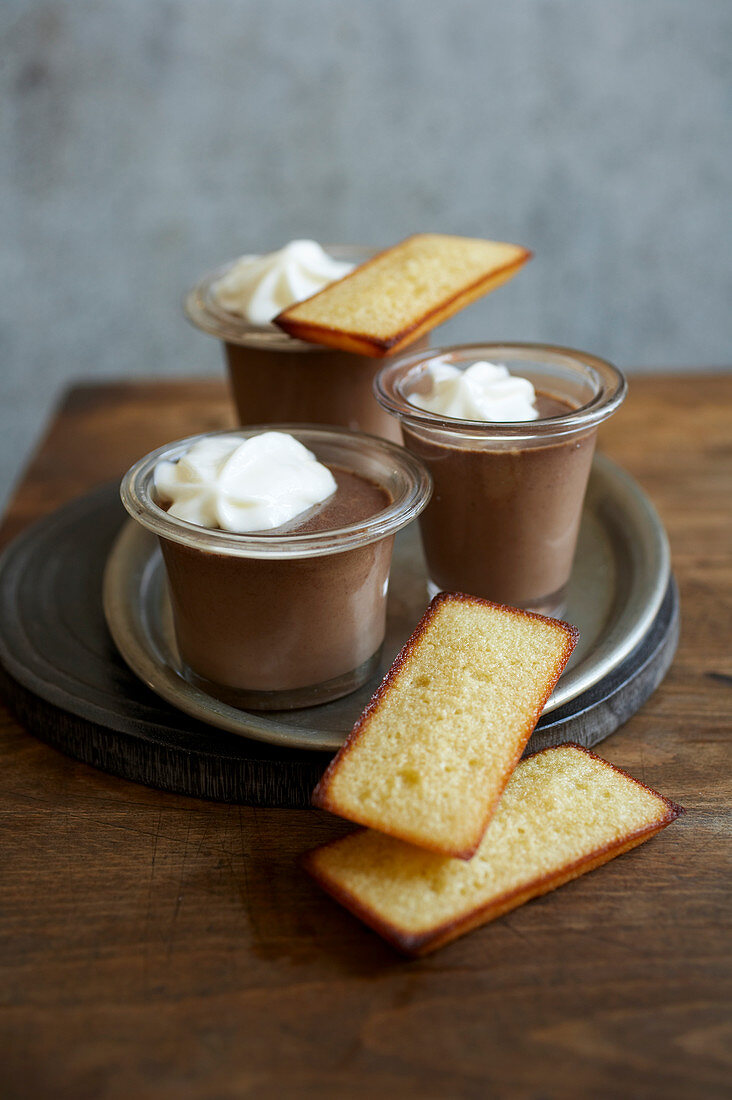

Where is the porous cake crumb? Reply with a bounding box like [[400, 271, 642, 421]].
[[304, 744, 683, 956], [275, 234, 531, 356], [312, 592, 578, 858]]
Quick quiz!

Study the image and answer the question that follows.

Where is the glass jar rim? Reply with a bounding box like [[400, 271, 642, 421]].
[[183, 244, 376, 349], [374, 341, 627, 440], [120, 424, 432, 559]]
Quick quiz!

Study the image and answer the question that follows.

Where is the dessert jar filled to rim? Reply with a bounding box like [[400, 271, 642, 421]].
[[120, 425, 432, 710], [375, 343, 627, 617], [184, 245, 428, 442]]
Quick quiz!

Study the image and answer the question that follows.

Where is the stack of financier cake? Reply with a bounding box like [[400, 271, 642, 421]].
[[304, 593, 683, 956]]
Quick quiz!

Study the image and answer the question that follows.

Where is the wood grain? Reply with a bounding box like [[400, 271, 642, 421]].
[[1, 376, 730, 1099]]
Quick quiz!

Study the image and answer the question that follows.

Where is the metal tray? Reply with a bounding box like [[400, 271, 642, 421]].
[[103, 452, 670, 752]]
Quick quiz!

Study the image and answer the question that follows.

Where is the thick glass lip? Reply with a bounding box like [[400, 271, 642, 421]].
[[374, 342, 627, 441], [120, 425, 432, 559], [183, 244, 375, 350]]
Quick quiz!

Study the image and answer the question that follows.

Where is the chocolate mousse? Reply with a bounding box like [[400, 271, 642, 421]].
[[160, 467, 394, 705], [224, 339, 427, 442], [374, 344, 627, 616], [184, 242, 427, 442], [121, 426, 432, 711], [402, 393, 595, 613], [263, 467, 391, 535]]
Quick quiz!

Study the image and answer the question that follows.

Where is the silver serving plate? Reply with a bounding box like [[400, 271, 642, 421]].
[[103, 453, 670, 752]]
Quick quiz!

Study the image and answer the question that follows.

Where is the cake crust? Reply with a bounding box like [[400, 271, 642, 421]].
[[304, 744, 684, 957], [274, 234, 532, 357], [312, 592, 579, 859]]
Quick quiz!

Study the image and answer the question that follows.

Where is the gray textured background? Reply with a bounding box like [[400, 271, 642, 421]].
[[2, 0, 731, 513]]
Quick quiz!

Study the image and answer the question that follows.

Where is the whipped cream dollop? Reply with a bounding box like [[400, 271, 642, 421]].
[[409, 360, 539, 422], [211, 239, 354, 325], [154, 432, 337, 533]]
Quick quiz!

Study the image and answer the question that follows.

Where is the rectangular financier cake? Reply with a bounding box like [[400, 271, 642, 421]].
[[304, 744, 684, 957], [274, 233, 531, 356], [312, 593, 578, 859]]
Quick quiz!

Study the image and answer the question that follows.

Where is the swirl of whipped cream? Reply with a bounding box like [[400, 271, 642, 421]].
[[409, 360, 539, 422], [154, 432, 337, 533], [211, 240, 354, 326]]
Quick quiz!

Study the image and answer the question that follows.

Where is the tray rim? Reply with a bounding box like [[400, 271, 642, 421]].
[[102, 452, 670, 752], [0, 576, 679, 806]]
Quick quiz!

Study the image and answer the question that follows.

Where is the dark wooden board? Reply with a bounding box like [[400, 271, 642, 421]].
[[0, 483, 679, 807]]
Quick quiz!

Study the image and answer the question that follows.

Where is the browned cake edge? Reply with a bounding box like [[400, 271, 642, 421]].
[[273, 235, 532, 358], [303, 744, 685, 957], [311, 592, 579, 859]]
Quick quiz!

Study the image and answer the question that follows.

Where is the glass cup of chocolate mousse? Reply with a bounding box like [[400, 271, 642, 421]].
[[120, 426, 431, 710], [375, 343, 626, 617], [184, 240, 428, 443]]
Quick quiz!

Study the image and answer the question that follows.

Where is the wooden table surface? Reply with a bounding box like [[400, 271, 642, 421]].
[[2, 376, 730, 1100]]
